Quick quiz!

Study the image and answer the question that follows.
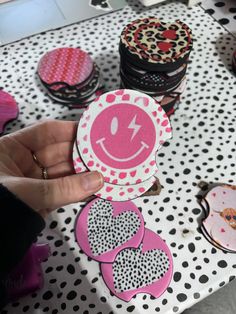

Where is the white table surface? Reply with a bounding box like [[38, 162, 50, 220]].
[[1, 0, 236, 313]]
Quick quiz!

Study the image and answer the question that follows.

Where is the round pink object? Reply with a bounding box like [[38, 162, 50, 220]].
[[90, 104, 156, 170], [101, 228, 173, 301], [0, 90, 18, 134], [37, 47, 94, 88], [202, 185, 236, 251], [75, 198, 145, 262]]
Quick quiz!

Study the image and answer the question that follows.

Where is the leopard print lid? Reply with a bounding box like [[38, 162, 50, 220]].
[[120, 18, 193, 71]]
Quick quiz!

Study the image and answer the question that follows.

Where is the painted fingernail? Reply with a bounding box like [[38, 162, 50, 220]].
[[81, 171, 103, 192]]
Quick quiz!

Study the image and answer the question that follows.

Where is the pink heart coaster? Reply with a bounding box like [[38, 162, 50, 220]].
[[101, 228, 173, 301], [0, 90, 18, 134], [75, 198, 144, 262], [77, 89, 172, 186], [202, 184, 236, 252], [73, 141, 158, 201]]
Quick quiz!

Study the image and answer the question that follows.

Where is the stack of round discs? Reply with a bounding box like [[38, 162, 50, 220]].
[[73, 89, 172, 202], [119, 18, 193, 116], [37, 47, 104, 107]]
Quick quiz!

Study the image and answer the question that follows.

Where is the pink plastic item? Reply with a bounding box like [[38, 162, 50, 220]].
[[75, 198, 144, 262], [37, 48, 94, 89], [73, 141, 158, 201], [0, 89, 18, 134], [101, 228, 173, 301], [7, 243, 51, 301], [77, 89, 172, 186]]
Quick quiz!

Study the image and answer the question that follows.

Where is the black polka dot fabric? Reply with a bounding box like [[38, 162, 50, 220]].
[[88, 199, 141, 256], [202, 0, 236, 35], [1, 0, 236, 313]]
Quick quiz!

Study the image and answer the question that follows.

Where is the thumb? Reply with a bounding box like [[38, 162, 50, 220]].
[[3, 171, 104, 214], [42, 171, 104, 211]]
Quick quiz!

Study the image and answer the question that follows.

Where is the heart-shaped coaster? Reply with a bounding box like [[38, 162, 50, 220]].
[[75, 198, 144, 262], [101, 228, 173, 301], [202, 184, 236, 252], [119, 18, 193, 72], [73, 141, 158, 201], [77, 89, 172, 186], [0, 90, 18, 134]]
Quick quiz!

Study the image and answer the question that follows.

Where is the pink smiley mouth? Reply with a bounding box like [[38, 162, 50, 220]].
[[96, 137, 149, 162]]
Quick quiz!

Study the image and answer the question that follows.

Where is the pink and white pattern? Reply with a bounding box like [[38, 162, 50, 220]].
[[202, 185, 236, 251], [77, 89, 172, 186], [37, 48, 94, 89], [73, 141, 158, 201]]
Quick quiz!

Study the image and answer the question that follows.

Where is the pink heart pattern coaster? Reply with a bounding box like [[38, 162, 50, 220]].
[[0, 89, 18, 134], [201, 184, 236, 252], [101, 228, 173, 301], [75, 198, 145, 262]]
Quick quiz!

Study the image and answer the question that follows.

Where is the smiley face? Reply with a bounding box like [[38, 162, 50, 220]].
[[90, 104, 156, 169]]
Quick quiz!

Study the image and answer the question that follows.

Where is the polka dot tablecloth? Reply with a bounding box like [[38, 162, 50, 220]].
[[0, 0, 236, 313], [201, 0, 236, 36]]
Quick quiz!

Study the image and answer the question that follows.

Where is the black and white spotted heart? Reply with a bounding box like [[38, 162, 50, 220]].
[[112, 244, 170, 292], [75, 198, 144, 262], [88, 199, 141, 255]]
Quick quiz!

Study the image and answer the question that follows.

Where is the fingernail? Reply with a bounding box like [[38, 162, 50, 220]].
[[81, 172, 103, 192]]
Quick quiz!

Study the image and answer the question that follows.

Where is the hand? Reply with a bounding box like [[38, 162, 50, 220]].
[[0, 120, 104, 217]]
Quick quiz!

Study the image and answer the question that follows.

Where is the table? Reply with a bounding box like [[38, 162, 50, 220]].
[[1, 0, 236, 313]]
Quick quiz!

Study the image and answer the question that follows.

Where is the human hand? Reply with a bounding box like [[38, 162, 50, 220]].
[[0, 120, 104, 217]]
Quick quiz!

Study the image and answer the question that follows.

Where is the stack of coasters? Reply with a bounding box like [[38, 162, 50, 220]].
[[200, 184, 236, 253], [119, 18, 193, 116], [232, 50, 236, 75], [0, 89, 18, 134], [73, 89, 172, 202], [75, 198, 173, 301], [37, 47, 105, 107]]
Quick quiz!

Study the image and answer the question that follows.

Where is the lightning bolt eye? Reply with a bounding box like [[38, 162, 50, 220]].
[[128, 115, 141, 141]]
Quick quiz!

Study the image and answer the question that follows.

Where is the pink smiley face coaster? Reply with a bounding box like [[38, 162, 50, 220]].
[[73, 140, 158, 201], [75, 198, 145, 262], [201, 184, 236, 252], [75, 89, 172, 200], [100, 228, 173, 301], [0, 89, 18, 134]]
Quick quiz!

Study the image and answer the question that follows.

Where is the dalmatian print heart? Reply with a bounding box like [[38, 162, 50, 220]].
[[75, 198, 144, 262], [101, 228, 173, 301], [113, 245, 170, 292]]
